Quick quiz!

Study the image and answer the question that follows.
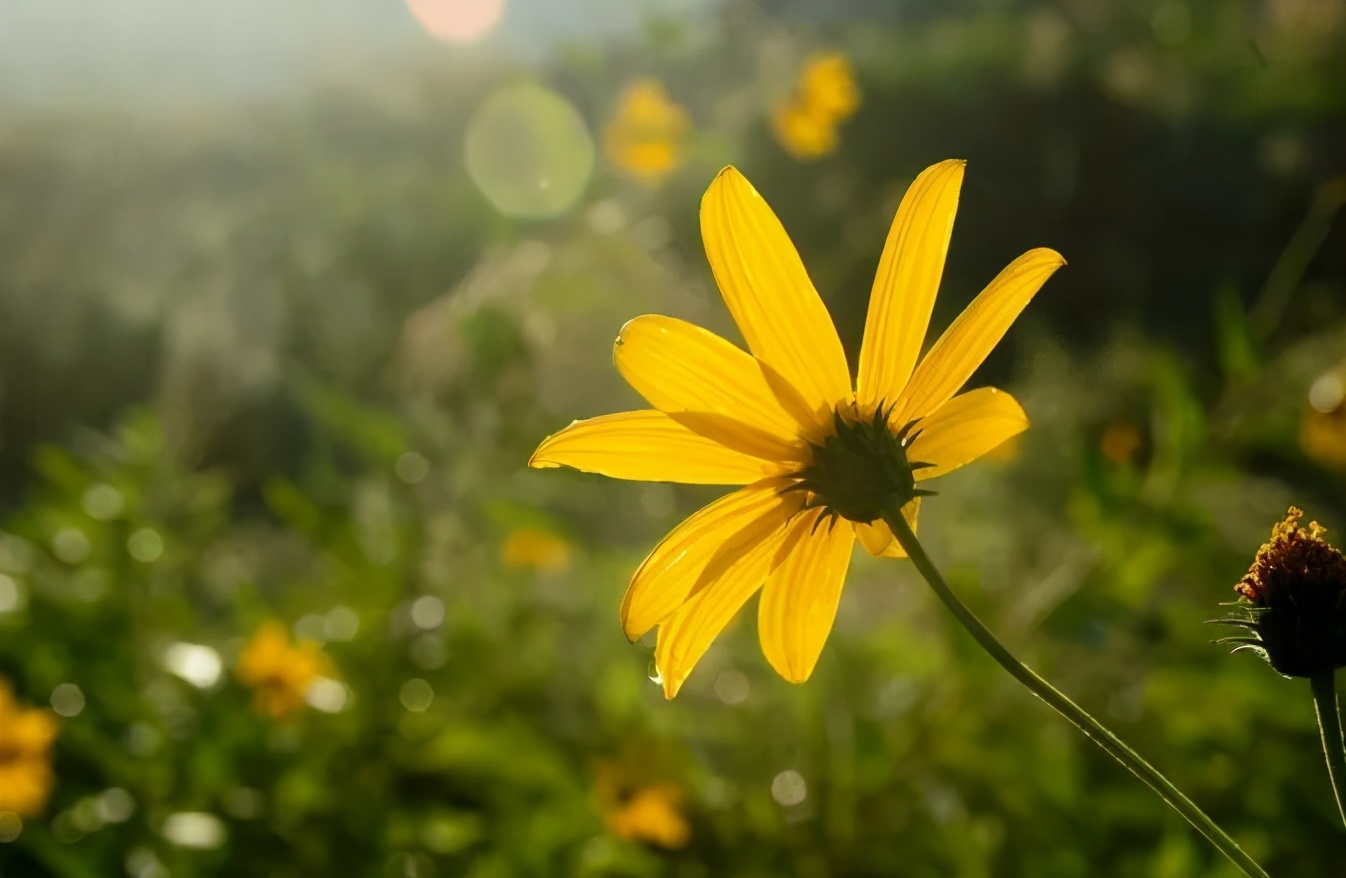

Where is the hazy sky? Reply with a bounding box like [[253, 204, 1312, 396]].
[[1, 0, 702, 110]]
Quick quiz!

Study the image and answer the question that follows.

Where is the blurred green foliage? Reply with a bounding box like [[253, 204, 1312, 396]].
[[1, 0, 1345, 875]]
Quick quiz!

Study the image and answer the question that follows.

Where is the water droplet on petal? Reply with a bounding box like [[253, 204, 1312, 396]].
[[647, 658, 663, 685]]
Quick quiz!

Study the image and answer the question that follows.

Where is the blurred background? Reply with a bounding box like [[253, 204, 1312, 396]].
[[1, 0, 1344, 875]]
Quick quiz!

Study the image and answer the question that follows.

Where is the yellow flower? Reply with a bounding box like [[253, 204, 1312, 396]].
[[502, 527, 573, 573], [0, 680, 59, 817], [770, 102, 840, 161], [1303, 407, 1346, 470], [771, 52, 861, 160], [236, 622, 332, 718], [603, 80, 692, 185], [530, 160, 1063, 697], [796, 52, 861, 120], [593, 763, 690, 849]]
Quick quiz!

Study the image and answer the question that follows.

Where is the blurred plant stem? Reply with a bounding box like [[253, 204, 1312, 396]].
[[883, 510, 1272, 878], [1310, 672, 1346, 829]]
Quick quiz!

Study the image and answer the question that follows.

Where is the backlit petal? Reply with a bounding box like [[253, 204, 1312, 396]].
[[620, 478, 799, 640], [654, 515, 794, 698], [529, 411, 791, 485], [615, 315, 817, 452], [853, 497, 921, 558], [700, 167, 851, 417], [894, 248, 1064, 424], [758, 509, 855, 683], [905, 387, 1028, 480], [856, 160, 965, 411]]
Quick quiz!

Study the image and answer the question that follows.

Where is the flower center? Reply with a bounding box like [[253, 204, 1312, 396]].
[[791, 404, 932, 525]]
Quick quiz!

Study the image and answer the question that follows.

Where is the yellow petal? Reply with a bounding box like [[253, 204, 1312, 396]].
[[653, 511, 797, 698], [614, 315, 816, 449], [853, 497, 921, 558], [620, 478, 798, 640], [757, 509, 855, 683], [906, 387, 1028, 480], [700, 167, 852, 418], [894, 248, 1065, 425], [529, 411, 791, 485], [856, 160, 965, 412]]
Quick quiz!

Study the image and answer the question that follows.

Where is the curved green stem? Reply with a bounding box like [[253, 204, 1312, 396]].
[[882, 510, 1270, 878], [1311, 672, 1346, 829]]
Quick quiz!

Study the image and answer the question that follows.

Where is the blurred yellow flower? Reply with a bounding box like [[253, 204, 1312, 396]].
[[1100, 420, 1143, 465], [501, 527, 573, 573], [797, 53, 861, 119], [771, 52, 861, 160], [237, 622, 332, 718], [603, 80, 692, 185], [770, 103, 840, 161], [593, 763, 690, 849], [1302, 404, 1346, 471], [531, 160, 1063, 696], [0, 680, 58, 817]]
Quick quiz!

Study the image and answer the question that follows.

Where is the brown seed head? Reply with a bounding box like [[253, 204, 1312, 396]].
[[1231, 507, 1346, 677]]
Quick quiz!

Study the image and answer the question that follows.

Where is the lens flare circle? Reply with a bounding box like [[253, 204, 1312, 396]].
[[405, 0, 506, 44], [464, 84, 595, 220]]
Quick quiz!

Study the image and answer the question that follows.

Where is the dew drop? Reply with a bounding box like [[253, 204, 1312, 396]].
[[646, 659, 663, 685]]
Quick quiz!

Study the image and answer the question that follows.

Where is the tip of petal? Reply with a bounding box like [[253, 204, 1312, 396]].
[[661, 670, 687, 700], [1033, 247, 1067, 267]]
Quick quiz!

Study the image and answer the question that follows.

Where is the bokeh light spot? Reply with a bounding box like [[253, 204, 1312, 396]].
[[395, 451, 431, 485], [51, 682, 86, 717], [52, 527, 91, 565], [714, 670, 750, 705], [305, 678, 349, 713], [162, 812, 227, 850], [464, 84, 595, 220], [411, 595, 446, 630], [97, 788, 136, 824], [163, 643, 223, 688], [82, 483, 126, 521], [399, 678, 435, 712], [0, 812, 21, 843], [127, 528, 165, 563], [325, 605, 361, 641], [771, 770, 807, 806], [126, 846, 168, 878], [0, 574, 21, 613], [405, 0, 505, 44], [224, 788, 265, 820], [1309, 371, 1345, 413]]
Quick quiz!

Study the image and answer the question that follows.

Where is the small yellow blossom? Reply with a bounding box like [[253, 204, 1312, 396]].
[[603, 80, 692, 185], [502, 528, 573, 573], [594, 763, 690, 849], [0, 680, 58, 817], [531, 160, 1063, 696], [236, 622, 333, 718], [771, 52, 861, 160]]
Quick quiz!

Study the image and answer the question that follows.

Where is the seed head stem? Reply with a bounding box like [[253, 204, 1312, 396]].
[[1311, 671, 1346, 830], [882, 508, 1272, 878]]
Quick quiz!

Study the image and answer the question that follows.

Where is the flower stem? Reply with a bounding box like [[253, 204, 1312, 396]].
[[1310, 671, 1346, 829], [882, 510, 1270, 878]]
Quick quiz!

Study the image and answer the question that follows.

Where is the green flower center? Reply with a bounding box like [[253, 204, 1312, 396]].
[[791, 404, 932, 526]]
